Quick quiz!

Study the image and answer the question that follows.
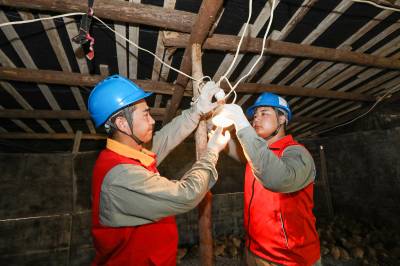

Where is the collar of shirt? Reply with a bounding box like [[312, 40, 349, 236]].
[[106, 138, 156, 167], [268, 134, 294, 150]]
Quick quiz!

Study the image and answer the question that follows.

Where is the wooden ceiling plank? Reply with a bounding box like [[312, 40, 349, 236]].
[[0, 49, 55, 133], [279, 9, 393, 86], [151, 0, 176, 108], [0, 108, 166, 119], [232, 0, 316, 107], [128, 0, 140, 80], [0, 11, 73, 133], [162, 0, 224, 124], [0, 132, 107, 140], [0, 104, 34, 132], [234, 0, 316, 84], [212, 0, 280, 82], [292, 41, 400, 117], [257, 0, 353, 84], [40, 13, 96, 134], [0, 66, 376, 102], [115, 21, 128, 77]]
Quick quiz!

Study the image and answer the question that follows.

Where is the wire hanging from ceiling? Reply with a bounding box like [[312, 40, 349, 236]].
[[0, 0, 277, 102]]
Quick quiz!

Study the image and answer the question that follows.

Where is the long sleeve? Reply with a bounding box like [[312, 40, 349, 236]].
[[237, 126, 316, 193], [151, 107, 201, 165], [99, 151, 218, 227]]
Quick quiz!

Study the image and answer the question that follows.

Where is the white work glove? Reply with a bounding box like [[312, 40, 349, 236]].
[[207, 127, 231, 154], [219, 104, 251, 131], [195, 81, 221, 115]]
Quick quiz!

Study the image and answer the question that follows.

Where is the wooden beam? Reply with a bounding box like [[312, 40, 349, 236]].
[[0, 66, 377, 101], [0, 108, 167, 120], [192, 43, 213, 266], [72, 130, 83, 153], [0, 132, 106, 140], [163, 32, 400, 70], [0, 66, 191, 96], [162, 0, 224, 124], [0, 108, 334, 124], [0, 0, 196, 33], [224, 82, 376, 102]]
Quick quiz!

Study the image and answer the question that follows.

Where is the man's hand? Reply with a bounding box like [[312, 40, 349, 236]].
[[195, 81, 221, 115], [207, 127, 231, 154], [218, 104, 251, 131]]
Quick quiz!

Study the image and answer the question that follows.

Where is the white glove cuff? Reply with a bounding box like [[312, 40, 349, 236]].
[[236, 119, 251, 132]]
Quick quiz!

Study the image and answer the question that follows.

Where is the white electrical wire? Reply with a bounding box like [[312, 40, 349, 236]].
[[0, 12, 86, 26], [218, 0, 253, 85], [313, 84, 400, 136], [232, 0, 276, 92], [0, 12, 202, 82], [0, 4, 277, 103], [220, 0, 276, 103], [351, 0, 400, 12]]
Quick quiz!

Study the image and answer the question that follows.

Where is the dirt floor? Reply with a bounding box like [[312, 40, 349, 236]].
[[178, 215, 400, 266]]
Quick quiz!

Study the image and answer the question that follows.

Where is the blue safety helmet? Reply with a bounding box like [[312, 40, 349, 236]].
[[246, 92, 292, 121], [88, 75, 153, 127]]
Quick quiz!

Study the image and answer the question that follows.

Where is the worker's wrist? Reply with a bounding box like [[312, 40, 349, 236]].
[[204, 149, 219, 165]]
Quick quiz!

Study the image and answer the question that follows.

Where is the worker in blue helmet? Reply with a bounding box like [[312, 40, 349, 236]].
[[214, 92, 321, 266], [88, 75, 230, 266]]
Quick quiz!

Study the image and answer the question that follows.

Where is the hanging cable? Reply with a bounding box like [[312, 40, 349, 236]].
[[312, 84, 400, 136], [351, 0, 400, 12], [219, 0, 276, 104], [218, 0, 253, 85], [0, 12, 203, 82]]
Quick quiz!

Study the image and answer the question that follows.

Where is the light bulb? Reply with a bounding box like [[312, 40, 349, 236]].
[[211, 105, 234, 128], [214, 89, 225, 101]]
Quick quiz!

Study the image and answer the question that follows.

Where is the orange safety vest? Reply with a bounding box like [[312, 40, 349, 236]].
[[244, 135, 320, 266], [91, 140, 178, 266]]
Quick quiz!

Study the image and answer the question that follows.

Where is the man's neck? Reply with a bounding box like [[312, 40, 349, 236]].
[[114, 134, 143, 151], [266, 130, 286, 146]]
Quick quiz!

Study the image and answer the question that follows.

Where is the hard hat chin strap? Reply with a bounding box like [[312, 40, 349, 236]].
[[106, 107, 145, 145], [121, 108, 145, 145], [264, 108, 284, 141]]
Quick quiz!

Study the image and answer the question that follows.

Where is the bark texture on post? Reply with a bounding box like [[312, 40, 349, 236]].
[[162, 0, 223, 125], [192, 43, 213, 266]]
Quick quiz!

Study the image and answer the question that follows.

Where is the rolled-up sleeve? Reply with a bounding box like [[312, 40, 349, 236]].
[[99, 151, 218, 227], [237, 127, 316, 193]]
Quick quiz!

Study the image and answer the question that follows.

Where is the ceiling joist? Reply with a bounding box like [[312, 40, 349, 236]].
[[0, 66, 377, 102], [163, 32, 400, 70]]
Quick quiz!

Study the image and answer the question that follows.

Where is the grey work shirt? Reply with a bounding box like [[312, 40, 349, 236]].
[[230, 126, 316, 193], [99, 108, 219, 227]]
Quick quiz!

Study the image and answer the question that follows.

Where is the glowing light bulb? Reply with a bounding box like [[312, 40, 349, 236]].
[[211, 105, 233, 128], [214, 89, 225, 101]]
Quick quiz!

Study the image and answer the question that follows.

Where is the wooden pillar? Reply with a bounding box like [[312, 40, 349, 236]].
[[192, 43, 213, 266]]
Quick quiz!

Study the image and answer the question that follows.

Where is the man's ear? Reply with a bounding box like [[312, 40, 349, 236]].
[[278, 114, 287, 126], [114, 116, 129, 134]]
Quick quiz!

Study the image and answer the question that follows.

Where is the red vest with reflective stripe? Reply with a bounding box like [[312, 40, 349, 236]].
[[91, 149, 178, 266], [244, 135, 320, 266]]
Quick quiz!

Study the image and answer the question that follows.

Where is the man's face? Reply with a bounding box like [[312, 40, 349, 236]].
[[252, 106, 281, 138], [130, 100, 155, 143]]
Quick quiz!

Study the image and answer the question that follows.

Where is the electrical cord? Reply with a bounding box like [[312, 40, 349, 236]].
[[351, 0, 400, 12], [312, 84, 400, 136]]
